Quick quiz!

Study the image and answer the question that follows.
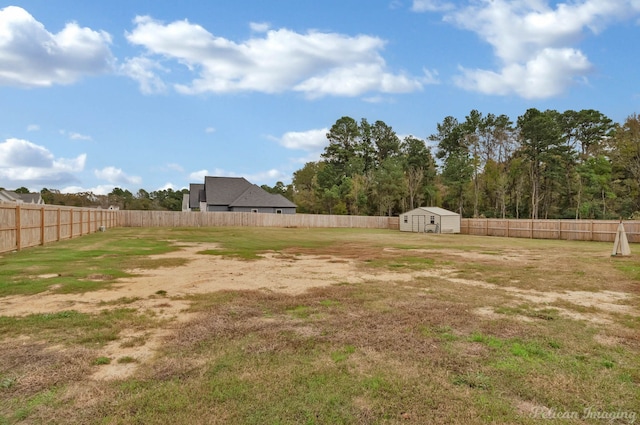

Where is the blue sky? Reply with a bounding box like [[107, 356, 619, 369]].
[[1, 0, 639, 194]]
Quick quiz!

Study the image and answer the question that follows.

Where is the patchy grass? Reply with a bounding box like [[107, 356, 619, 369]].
[[0, 308, 157, 348], [0, 230, 180, 296], [0, 227, 638, 424]]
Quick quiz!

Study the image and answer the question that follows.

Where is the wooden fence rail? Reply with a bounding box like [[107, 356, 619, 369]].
[[4, 205, 637, 255], [461, 218, 640, 243], [0, 204, 119, 254], [118, 210, 400, 230]]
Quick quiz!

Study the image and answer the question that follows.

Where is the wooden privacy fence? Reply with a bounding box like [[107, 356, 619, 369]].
[[118, 210, 400, 230], [461, 218, 640, 243], [0, 204, 119, 254]]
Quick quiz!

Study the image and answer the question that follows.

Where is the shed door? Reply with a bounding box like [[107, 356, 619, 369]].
[[411, 215, 425, 233]]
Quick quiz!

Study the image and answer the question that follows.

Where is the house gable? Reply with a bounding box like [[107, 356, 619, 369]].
[[0, 190, 44, 204], [188, 184, 204, 209], [192, 176, 297, 213], [204, 176, 252, 207], [229, 185, 297, 209]]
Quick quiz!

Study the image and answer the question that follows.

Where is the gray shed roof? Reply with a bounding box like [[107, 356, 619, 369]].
[[408, 207, 459, 216]]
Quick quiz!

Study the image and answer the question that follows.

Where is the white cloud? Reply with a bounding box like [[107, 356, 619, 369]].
[[166, 163, 184, 172], [245, 169, 288, 184], [454, 47, 592, 99], [69, 132, 93, 141], [249, 22, 271, 33], [205, 127, 216, 134], [412, 0, 455, 12], [188, 168, 288, 185], [60, 184, 114, 195], [0, 6, 114, 88], [94, 166, 142, 185], [119, 56, 167, 94], [277, 128, 328, 151], [188, 169, 209, 181], [125, 16, 430, 98], [415, 0, 640, 99], [27, 124, 40, 132], [0, 138, 85, 186]]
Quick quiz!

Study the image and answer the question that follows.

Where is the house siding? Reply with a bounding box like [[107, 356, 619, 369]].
[[231, 207, 296, 214], [206, 205, 230, 212]]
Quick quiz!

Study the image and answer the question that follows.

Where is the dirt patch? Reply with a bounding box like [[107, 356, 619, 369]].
[[0, 243, 427, 380], [2, 242, 637, 380], [413, 268, 634, 324]]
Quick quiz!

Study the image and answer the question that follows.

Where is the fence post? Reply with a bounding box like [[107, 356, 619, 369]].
[[57, 208, 61, 241], [15, 204, 21, 251], [530, 220, 534, 239], [558, 220, 562, 240], [40, 207, 45, 246]]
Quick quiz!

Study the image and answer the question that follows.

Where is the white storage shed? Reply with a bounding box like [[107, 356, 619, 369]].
[[399, 207, 460, 234]]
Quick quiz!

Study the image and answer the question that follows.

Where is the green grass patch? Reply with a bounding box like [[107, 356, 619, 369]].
[[364, 255, 435, 271], [331, 345, 356, 363], [0, 308, 156, 347], [614, 262, 640, 281], [495, 305, 560, 321], [286, 305, 312, 319], [0, 229, 178, 296], [93, 356, 111, 365], [117, 356, 138, 364]]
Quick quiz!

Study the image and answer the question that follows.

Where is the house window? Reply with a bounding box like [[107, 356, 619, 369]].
[[403, 215, 408, 223], [251, 209, 258, 213], [276, 209, 283, 214], [430, 216, 435, 224]]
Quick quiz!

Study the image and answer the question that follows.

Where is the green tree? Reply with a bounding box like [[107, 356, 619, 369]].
[[608, 114, 640, 217], [441, 150, 473, 215], [400, 136, 436, 209], [40, 188, 56, 204], [372, 157, 406, 216], [371, 120, 401, 165], [430, 116, 465, 160], [322, 116, 361, 175], [292, 162, 322, 213], [576, 155, 614, 218], [432, 115, 473, 215], [109, 187, 133, 210], [562, 109, 614, 160], [516, 109, 566, 219]]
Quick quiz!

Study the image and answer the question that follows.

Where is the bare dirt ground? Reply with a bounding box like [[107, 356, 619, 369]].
[[1, 242, 636, 381]]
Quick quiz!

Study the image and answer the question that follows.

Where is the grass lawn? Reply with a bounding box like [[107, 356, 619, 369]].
[[0, 227, 638, 424]]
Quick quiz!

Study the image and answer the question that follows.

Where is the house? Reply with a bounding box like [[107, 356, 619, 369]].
[[399, 207, 460, 233], [188, 176, 296, 214], [0, 190, 45, 205]]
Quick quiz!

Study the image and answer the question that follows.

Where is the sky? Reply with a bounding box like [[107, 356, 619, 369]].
[[1, 0, 639, 195]]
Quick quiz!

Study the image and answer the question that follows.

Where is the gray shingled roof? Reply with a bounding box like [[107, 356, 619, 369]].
[[0, 190, 43, 204], [229, 185, 297, 208], [188, 184, 204, 209], [204, 176, 253, 206]]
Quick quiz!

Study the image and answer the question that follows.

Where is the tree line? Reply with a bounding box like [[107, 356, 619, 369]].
[[6, 108, 639, 218], [35, 187, 189, 211], [284, 110, 640, 219]]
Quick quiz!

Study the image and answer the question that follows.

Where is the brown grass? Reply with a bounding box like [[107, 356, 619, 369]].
[[1, 229, 638, 424]]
